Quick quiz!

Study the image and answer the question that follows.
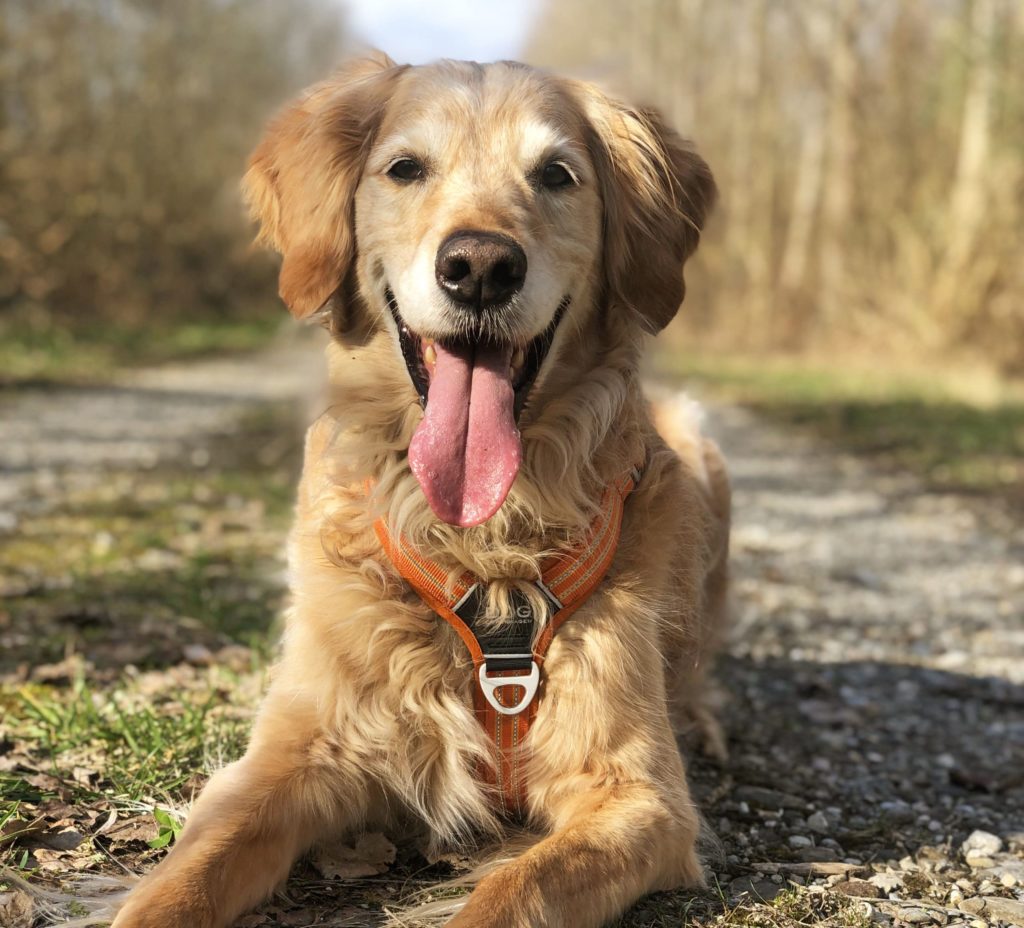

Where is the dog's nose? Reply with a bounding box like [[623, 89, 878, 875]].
[[435, 231, 527, 309]]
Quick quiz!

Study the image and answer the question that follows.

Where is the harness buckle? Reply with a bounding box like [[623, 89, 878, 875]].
[[478, 659, 540, 716]]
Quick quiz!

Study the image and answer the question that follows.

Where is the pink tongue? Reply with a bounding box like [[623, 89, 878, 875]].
[[408, 341, 521, 527]]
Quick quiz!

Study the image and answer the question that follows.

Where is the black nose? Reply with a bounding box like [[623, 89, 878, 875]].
[[435, 231, 527, 309]]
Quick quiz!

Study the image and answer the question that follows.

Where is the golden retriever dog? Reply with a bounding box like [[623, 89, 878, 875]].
[[111, 52, 729, 928]]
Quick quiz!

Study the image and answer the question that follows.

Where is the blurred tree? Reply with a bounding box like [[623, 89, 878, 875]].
[[0, 0, 347, 331], [528, 0, 1024, 372]]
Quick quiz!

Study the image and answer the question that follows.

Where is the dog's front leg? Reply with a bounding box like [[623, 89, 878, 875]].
[[448, 779, 703, 928], [112, 699, 367, 928]]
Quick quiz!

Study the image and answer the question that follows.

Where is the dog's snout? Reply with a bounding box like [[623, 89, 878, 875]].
[[435, 231, 527, 309]]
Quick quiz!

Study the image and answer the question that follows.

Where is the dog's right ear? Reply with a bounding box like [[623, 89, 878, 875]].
[[242, 53, 406, 319]]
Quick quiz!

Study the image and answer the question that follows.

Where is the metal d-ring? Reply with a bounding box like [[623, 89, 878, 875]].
[[478, 661, 540, 716]]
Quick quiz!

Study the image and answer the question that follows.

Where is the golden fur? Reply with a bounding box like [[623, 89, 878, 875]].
[[111, 54, 729, 928]]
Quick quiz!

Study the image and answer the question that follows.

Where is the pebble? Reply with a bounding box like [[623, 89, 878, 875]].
[[960, 898, 1024, 923], [967, 857, 996, 869], [734, 786, 806, 811], [871, 873, 904, 893], [807, 811, 830, 834], [962, 831, 1003, 859], [900, 908, 934, 924], [182, 643, 215, 665], [789, 835, 813, 848]]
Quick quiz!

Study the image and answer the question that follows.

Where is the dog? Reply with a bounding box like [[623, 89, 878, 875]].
[[111, 53, 730, 928]]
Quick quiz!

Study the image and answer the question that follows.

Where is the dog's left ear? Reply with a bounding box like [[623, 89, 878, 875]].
[[242, 53, 407, 320], [575, 86, 717, 334]]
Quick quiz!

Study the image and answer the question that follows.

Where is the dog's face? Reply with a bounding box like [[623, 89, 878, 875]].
[[244, 55, 715, 528], [356, 62, 603, 403]]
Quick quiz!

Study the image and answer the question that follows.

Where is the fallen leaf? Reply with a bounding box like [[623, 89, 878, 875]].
[[102, 814, 159, 847], [0, 890, 34, 928], [313, 832, 397, 880]]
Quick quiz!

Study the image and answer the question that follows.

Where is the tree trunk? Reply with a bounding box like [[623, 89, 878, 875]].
[[819, 0, 859, 325]]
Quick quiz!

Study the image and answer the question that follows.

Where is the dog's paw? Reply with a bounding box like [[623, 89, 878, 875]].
[[111, 891, 212, 928]]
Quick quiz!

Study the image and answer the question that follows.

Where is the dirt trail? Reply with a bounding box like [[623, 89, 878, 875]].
[[0, 332, 326, 526], [686, 401, 1024, 925], [2, 341, 1022, 927]]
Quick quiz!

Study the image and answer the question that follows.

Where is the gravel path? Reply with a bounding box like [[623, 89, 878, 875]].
[[0, 332, 326, 528], [2, 342, 1022, 927], [690, 402, 1024, 927]]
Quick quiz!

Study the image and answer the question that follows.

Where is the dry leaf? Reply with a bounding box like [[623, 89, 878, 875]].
[[102, 814, 159, 847], [0, 890, 34, 928], [312, 832, 397, 880]]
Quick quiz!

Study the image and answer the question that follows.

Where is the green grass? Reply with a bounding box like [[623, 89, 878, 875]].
[[0, 404, 301, 876], [0, 670, 258, 871], [4, 675, 254, 804], [657, 351, 1024, 505], [0, 314, 284, 387]]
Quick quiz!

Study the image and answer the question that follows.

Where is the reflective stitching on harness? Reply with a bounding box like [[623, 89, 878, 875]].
[[373, 461, 643, 816]]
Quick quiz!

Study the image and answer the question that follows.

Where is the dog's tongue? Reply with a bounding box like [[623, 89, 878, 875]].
[[409, 341, 520, 527]]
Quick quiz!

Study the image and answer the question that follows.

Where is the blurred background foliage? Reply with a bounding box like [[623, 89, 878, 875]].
[[3, 0, 1023, 376], [0, 0, 346, 378], [532, 0, 1024, 374]]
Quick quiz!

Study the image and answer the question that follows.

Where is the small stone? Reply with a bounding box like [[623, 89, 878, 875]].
[[881, 801, 915, 825], [949, 888, 964, 906], [978, 898, 1024, 923], [1000, 872, 1018, 888], [729, 876, 782, 897], [968, 922, 986, 928], [967, 856, 996, 869], [807, 811, 830, 834], [734, 786, 807, 811], [900, 908, 934, 924], [797, 847, 839, 863], [789, 835, 813, 848], [960, 898, 986, 915], [961, 831, 1002, 859], [182, 642, 214, 665], [871, 873, 904, 893]]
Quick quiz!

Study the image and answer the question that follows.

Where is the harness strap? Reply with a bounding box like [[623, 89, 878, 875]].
[[373, 463, 642, 817]]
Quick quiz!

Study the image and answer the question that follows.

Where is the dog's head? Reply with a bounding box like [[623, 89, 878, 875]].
[[244, 54, 715, 528]]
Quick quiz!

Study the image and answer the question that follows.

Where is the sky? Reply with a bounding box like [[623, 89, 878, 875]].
[[341, 0, 543, 65]]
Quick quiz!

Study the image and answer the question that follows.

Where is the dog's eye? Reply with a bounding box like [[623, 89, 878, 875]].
[[387, 158, 425, 182], [539, 162, 576, 189]]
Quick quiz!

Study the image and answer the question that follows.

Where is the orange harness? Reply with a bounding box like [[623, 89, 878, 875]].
[[374, 464, 642, 817]]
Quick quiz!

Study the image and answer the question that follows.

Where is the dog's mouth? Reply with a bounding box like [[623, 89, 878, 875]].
[[386, 288, 569, 528]]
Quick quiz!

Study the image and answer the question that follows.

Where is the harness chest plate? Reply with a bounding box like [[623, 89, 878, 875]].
[[374, 463, 642, 817]]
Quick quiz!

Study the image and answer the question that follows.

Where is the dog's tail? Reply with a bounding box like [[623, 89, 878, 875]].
[[0, 868, 131, 927]]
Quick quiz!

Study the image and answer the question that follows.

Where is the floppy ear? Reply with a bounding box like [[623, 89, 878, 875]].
[[242, 53, 406, 319], [575, 87, 717, 333]]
